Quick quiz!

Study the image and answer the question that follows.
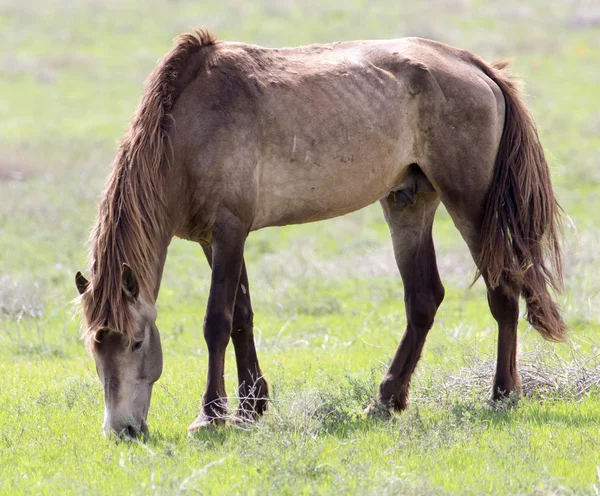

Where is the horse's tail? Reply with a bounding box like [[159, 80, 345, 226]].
[[475, 60, 566, 342]]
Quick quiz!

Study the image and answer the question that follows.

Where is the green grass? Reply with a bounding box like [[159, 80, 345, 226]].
[[1, 0, 600, 494]]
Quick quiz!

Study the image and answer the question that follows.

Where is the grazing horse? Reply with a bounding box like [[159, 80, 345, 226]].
[[75, 30, 565, 437]]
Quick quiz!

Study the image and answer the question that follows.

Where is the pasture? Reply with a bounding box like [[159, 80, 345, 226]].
[[1, 0, 600, 494]]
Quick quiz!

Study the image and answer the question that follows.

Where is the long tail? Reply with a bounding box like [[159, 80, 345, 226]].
[[475, 60, 566, 341]]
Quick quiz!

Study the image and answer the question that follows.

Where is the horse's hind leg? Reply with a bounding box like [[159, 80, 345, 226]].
[[487, 282, 521, 398], [442, 200, 521, 399], [417, 69, 522, 400], [200, 245, 269, 421], [431, 166, 521, 400], [367, 191, 444, 413]]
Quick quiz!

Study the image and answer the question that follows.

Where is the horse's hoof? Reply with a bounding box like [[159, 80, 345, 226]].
[[187, 414, 226, 434], [363, 401, 392, 420]]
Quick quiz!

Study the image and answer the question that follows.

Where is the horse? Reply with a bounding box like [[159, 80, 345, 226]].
[[74, 29, 565, 437]]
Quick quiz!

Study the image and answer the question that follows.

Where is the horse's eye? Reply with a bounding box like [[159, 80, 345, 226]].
[[132, 340, 143, 352]]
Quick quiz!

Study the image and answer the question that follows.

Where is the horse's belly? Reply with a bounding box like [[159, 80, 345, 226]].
[[251, 137, 414, 229]]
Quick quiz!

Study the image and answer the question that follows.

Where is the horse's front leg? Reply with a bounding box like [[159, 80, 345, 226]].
[[188, 211, 246, 432], [200, 245, 269, 422]]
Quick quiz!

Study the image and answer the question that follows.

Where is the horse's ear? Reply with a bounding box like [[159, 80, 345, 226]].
[[121, 263, 139, 301], [75, 271, 89, 295]]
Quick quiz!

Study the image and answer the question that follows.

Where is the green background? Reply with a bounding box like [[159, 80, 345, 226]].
[[1, 0, 599, 494]]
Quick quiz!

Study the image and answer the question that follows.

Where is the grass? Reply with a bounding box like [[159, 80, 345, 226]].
[[1, 0, 600, 494]]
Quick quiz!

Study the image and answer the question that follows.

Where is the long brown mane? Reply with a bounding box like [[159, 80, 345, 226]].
[[80, 29, 216, 349]]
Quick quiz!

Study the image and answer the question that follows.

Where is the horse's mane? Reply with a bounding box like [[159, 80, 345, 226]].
[[80, 29, 216, 349]]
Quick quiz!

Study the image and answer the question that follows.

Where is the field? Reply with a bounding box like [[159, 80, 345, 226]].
[[1, 0, 600, 494]]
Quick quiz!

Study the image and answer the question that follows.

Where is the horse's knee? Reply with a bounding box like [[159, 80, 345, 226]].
[[204, 311, 232, 351]]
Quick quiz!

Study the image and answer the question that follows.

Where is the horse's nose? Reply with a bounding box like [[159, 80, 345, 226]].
[[105, 421, 137, 438], [104, 418, 148, 439]]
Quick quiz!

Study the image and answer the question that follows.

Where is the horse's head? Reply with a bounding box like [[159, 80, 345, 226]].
[[75, 264, 163, 439]]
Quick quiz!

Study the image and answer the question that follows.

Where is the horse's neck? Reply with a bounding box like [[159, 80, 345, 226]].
[[149, 182, 180, 300]]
